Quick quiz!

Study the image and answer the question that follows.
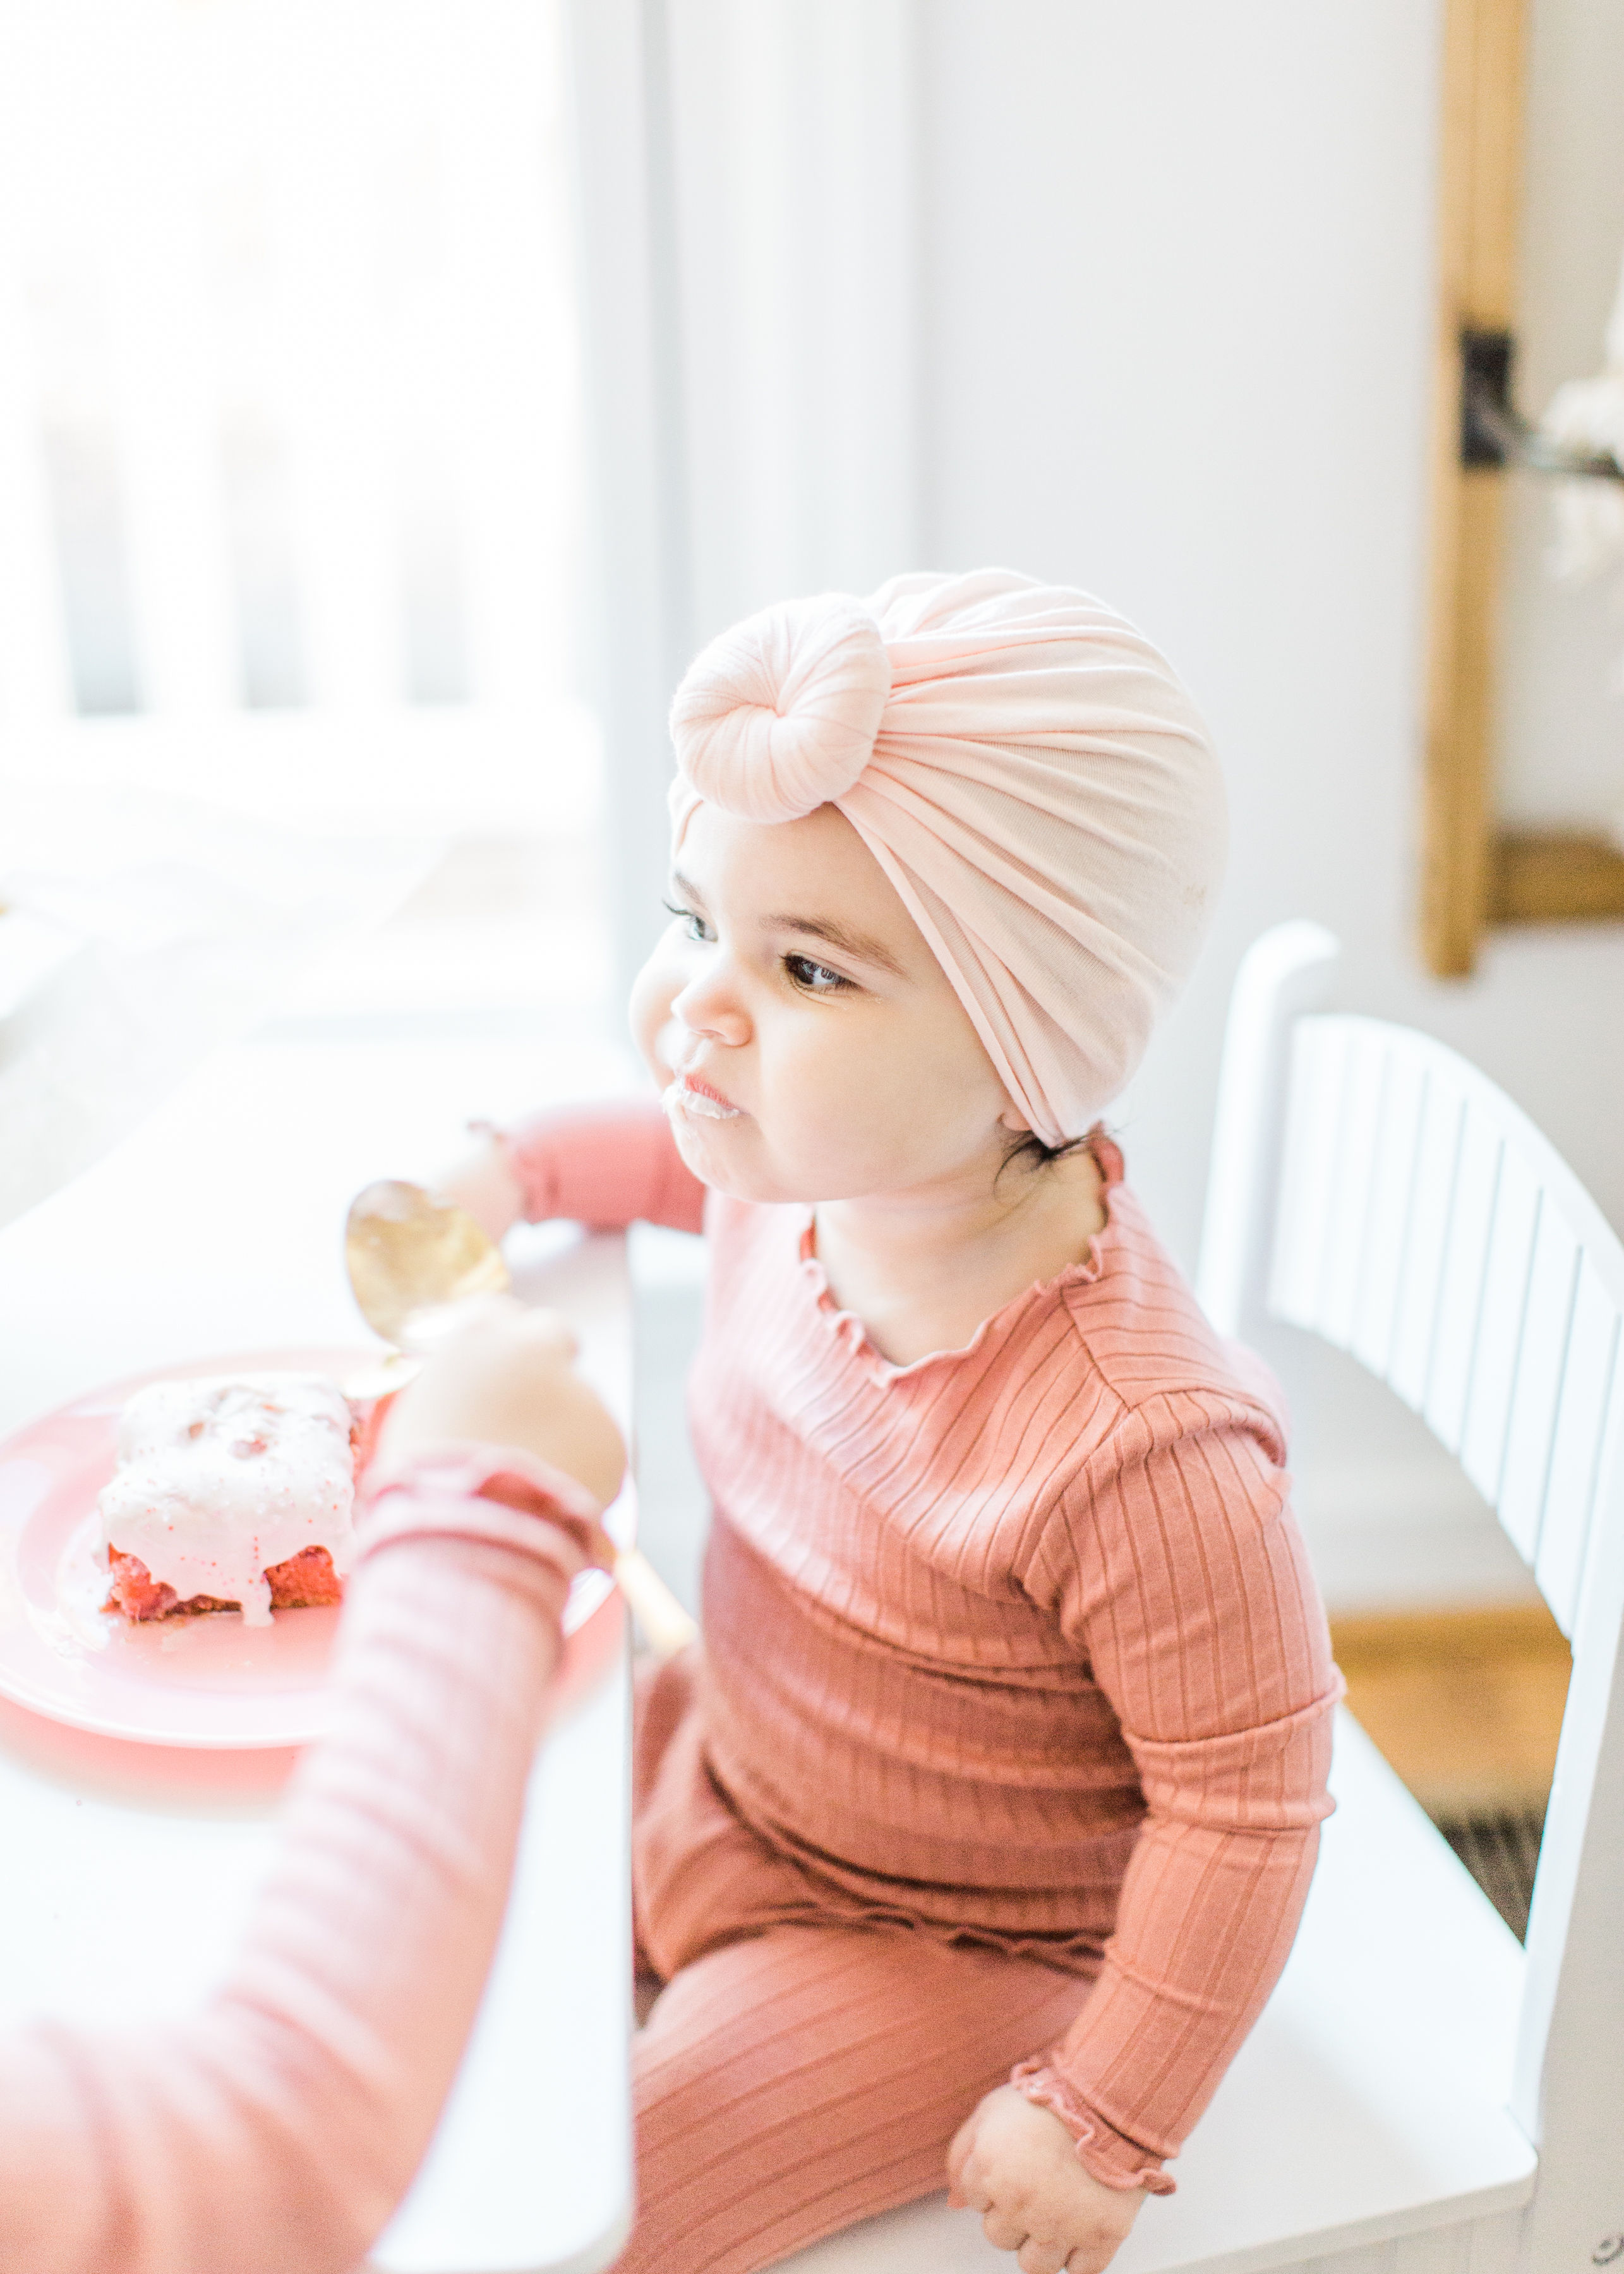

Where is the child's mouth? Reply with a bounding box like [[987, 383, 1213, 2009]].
[[664, 1076, 743, 1122]]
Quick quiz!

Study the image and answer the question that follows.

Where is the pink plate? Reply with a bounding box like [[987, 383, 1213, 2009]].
[[0, 1348, 626, 1749]]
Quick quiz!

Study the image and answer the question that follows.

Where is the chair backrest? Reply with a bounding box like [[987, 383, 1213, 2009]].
[[1198, 923, 1624, 2272]]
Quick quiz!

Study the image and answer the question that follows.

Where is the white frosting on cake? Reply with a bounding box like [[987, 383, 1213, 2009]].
[[99, 1375, 358, 1626]]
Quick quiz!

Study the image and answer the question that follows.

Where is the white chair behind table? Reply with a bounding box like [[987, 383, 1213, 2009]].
[[771, 921, 1624, 2274]]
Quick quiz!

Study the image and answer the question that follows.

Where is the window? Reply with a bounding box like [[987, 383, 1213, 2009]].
[[1, 0, 606, 1026]]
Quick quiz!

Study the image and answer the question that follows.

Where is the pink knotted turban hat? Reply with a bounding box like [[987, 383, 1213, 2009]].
[[668, 568, 1227, 1148]]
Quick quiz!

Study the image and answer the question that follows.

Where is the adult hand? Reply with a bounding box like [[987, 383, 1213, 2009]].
[[372, 1299, 627, 1508], [946, 2086, 1145, 2274]]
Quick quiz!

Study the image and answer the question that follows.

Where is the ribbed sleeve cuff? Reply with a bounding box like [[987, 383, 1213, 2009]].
[[474, 1100, 708, 1233], [358, 1441, 618, 1580], [1009, 2060, 1176, 2198]]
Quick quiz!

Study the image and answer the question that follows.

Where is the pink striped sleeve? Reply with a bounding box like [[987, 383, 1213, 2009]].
[[1014, 1389, 1339, 2195], [0, 1448, 611, 2274], [495, 1098, 707, 1234]]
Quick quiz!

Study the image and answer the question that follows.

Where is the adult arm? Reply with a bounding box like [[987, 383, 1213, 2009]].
[[0, 1376, 617, 2271]]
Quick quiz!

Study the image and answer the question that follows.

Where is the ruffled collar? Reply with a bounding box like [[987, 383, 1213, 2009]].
[[797, 1129, 1124, 1381]]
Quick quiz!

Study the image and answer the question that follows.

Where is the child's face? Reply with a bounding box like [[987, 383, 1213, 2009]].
[[629, 802, 1023, 1205]]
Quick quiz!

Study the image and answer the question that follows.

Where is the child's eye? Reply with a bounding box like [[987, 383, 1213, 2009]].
[[784, 954, 853, 994], [663, 899, 713, 944]]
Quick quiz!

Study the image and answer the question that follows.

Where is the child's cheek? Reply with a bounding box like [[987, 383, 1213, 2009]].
[[769, 1039, 870, 1173], [628, 953, 678, 1082]]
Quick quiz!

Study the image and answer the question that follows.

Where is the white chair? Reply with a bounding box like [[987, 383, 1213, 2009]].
[[774, 921, 1624, 2274]]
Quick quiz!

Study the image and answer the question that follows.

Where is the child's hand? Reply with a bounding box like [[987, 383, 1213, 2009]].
[[425, 1133, 526, 1246], [946, 2086, 1145, 2274], [372, 1299, 627, 1508]]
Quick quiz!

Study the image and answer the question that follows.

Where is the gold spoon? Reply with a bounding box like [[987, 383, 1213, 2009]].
[[344, 1178, 699, 1660]]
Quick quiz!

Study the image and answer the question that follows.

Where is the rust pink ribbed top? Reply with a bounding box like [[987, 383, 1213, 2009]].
[[506, 1099, 1338, 2193]]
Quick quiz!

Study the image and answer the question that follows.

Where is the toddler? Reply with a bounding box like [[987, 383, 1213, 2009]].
[[447, 569, 1337, 2274]]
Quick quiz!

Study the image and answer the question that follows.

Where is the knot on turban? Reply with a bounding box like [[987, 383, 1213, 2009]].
[[669, 593, 892, 822], [668, 567, 1227, 1148]]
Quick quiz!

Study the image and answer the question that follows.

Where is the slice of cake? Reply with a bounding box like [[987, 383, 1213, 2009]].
[[99, 1375, 359, 1627]]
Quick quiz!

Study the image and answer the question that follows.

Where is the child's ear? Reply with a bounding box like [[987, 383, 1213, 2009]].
[[996, 1105, 1032, 1134]]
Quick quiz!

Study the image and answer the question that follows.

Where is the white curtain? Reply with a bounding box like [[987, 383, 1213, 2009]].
[[566, 0, 922, 988], [666, 0, 922, 642]]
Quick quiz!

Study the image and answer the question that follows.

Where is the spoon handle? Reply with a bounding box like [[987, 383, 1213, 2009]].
[[613, 1547, 699, 1660]]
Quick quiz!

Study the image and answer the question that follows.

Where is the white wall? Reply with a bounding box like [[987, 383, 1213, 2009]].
[[651, 0, 1624, 1609], [910, 0, 1624, 1609]]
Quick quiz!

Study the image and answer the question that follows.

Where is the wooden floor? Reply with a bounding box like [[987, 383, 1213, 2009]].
[[1330, 1603, 1572, 1818]]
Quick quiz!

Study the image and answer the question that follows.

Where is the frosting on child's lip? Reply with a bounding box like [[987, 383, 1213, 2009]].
[[657, 1023, 744, 1118], [663, 1075, 743, 1122]]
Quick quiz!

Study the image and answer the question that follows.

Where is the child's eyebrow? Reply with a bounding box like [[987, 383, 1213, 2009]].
[[670, 869, 908, 980], [764, 912, 908, 980]]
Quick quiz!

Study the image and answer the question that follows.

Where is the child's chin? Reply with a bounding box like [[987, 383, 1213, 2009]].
[[669, 1110, 743, 1180], [669, 1117, 795, 1206]]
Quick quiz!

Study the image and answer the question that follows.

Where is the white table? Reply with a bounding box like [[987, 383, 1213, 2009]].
[[0, 1030, 637, 2274]]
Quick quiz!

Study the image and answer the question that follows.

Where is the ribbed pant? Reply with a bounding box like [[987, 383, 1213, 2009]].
[[621, 1923, 1089, 2274], [619, 1657, 1092, 2274]]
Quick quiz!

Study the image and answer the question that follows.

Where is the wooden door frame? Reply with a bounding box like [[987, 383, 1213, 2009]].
[[1422, 0, 1624, 977]]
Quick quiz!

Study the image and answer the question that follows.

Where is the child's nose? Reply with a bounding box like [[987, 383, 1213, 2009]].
[[671, 960, 750, 1049]]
